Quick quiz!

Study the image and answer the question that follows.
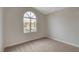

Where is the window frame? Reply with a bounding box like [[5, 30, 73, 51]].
[[23, 11, 37, 33]]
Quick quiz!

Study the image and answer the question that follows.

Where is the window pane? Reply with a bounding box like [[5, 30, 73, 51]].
[[24, 18, 30, 33], [31, 19, 37, 32], [26, 12, 31, 16], [24, 13, 29, 18], [31, 12, 36, 18]]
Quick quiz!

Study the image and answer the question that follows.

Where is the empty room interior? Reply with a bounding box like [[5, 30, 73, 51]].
[[0, 7, 79, 52]]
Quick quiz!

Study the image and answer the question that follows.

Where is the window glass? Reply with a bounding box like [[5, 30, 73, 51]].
[[23, 11, 37, 33]]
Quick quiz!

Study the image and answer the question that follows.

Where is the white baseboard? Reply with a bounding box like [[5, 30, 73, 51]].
[[48, 35, 79, 48], [5, 35, 79, 48], [5, 36, 46, 48]]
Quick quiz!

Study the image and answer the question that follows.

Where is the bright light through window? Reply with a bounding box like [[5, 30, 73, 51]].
[[23, 11, 37, 33]]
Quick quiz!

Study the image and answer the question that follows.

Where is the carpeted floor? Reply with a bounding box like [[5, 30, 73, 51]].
[[4, 38, 79, 52]]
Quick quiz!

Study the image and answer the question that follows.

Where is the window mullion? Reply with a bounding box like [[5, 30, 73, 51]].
[[30, 18, 31, 32], [30, 12, 31, 32], [24, 17, 36, 19]]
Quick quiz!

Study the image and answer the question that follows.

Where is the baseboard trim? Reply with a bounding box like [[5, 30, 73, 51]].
[[48, 35, 79, 48], [5, 36, 79, 49], [5, 37, 46, 48]]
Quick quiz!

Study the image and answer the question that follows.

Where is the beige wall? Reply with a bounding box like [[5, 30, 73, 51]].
[[4, 7, 46, 47], [0, 7, 4, 51], [47, 7, 79, 47]]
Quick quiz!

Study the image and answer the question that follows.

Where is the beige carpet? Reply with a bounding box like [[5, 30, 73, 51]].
[[5, 38, 79, 52]]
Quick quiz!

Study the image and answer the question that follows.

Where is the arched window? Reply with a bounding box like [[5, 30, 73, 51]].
[[23, 11, 37, 33]]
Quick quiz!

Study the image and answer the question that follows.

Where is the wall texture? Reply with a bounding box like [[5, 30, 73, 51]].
[[4, 7, 46, 47], [47, 7, 79, 47]]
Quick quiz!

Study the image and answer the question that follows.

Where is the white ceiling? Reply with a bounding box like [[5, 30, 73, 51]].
[[34, 7, 66, 14]]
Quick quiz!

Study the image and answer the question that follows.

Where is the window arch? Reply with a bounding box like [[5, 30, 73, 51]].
[[23, 11, 37, 33]]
